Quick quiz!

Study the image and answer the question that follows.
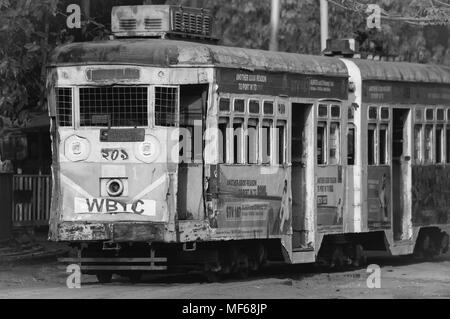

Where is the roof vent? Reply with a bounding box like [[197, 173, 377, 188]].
[[323, 39, 360, 58], [111, 5, 218, 43]]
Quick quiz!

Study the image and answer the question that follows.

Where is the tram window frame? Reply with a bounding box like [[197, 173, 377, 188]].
[[414, 124, 423, 163], [435, 125, 444, 164], [218, 117, 229, 164], [379, 124, 388, 165], [380, 107, 390, 121], [426, 108, 434, 121], [219, 97, 231, 113], [233, 118, 245, 164], [249, 99, 261, 115], [263, 100, 274, 115], [437, 108, 445, 121], [368, 124, 377, 166], [330, 105, 341, 119], [261, 119, 273, 165], [368, 106, 378, 120], [154, 86, 179, 128], [276, 120, 287, 165], [329, 122, 341, 165], [415, 108, 423, 122], [55, 87, 73, 127], [424, 124, 433, 164], [233, 98, 245, 113], [318, 104, 328, 118], [247, 118, 259, 164], [79, 86, 150, 128], [317, 122, 327, 165], [277, 103, 286, 116]]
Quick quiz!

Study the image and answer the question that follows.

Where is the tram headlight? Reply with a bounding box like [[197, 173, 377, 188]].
[[64, 135, 90, 162], [106, 179, 124, 197]]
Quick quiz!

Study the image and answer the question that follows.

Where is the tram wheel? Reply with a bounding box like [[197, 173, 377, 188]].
[[96, 272, 113, 284]]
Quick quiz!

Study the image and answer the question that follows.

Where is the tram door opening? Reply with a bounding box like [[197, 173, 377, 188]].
[[177, 84, 208, 221], [291, 103, 312, 249], [392, 108, 411, 241]]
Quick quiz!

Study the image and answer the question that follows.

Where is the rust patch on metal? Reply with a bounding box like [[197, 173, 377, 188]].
[[58, 223, 110, 241]]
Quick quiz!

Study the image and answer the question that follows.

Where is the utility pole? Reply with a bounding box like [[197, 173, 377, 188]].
[[81, 0, 90, 19], [320, 0, 329, 52], [270, 0, 280, 51]]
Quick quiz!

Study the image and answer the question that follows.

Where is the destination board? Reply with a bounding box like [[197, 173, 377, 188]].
[[217, 69, 348, 100], [363, 80, 450, 104]]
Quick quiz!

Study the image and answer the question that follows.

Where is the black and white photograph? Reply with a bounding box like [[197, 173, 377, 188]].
[[0, 0, 449, 305]]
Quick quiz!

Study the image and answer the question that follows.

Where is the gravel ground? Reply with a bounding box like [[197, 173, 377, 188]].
[[0, 252, 449, 299]]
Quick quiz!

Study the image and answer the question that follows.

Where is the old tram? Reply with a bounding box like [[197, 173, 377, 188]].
[[47, 5, 450, 282]]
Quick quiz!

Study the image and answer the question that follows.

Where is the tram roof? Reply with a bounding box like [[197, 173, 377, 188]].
[[350, 58, 450, 84], [48, 38, 348, 77]]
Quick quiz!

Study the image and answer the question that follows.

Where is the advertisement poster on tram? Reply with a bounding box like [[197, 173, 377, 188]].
[[211, 166, 292, 240], [367, 167, 391, 230]]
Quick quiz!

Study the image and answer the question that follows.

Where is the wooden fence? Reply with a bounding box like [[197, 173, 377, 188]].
[[12, 175, 51, 227]]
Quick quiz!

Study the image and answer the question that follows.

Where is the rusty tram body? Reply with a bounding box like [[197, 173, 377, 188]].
[[47, 5, 450, 282]]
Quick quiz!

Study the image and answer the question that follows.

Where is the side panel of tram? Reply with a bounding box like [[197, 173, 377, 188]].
[[209, 69, 349, 263]]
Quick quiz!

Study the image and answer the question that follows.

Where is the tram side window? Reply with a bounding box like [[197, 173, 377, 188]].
[[329, 122, 340, 165], [155, 86, 178, 127], [379, 125, 388, 165], [347, 125, 355, 166], [219, 98, 231, 112], [317, 122, 327, 165], [447, 127, 450, 164], [424, 124, 433, 163], [414, 125, 422, 162], [262, 120, 272, 164], [55, 88, 73, 127], [436, 125, 443, 164], [368, 125, 376, 165], [247, 119, 258, 164], [233, 118, 244, 164], [218, 118, 229, 164], [276, 121, 286, 165]]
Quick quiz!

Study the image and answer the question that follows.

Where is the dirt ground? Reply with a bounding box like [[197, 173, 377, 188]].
[[0, 252, 449, 299]]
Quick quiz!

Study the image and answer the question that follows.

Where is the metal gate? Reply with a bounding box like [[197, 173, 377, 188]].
[[12, 175, 51, 227]]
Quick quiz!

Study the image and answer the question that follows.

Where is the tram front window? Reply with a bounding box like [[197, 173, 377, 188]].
[[79, 86, 148, 127]]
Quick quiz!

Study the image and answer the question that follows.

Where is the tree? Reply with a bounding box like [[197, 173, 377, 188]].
[[0, 0, 449, 119]]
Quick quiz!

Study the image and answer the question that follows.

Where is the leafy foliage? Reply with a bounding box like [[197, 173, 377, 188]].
[[0, 0, 449, 118]]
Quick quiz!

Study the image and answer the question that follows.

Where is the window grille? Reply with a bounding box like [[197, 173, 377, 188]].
[[56, 88, 73, 127], [155, 86, 178, 127], [79, 86, 148, 127]]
